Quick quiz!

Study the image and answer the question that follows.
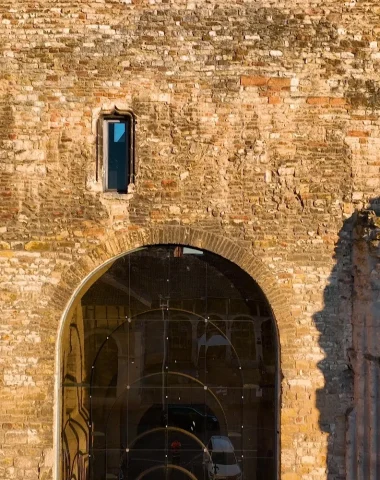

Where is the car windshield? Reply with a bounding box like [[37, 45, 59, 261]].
[[212, 452, 236, 465]]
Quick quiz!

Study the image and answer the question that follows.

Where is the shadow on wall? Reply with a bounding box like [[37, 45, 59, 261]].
[[315, 210, 356, 480], [316, 198, 380, 480]]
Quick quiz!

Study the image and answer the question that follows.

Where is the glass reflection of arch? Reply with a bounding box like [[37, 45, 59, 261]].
[[61, 245, 278, 480], [136, 464, 198, 480], [168, 320, 192, 363], [262, 318, 276, 366], [204, 317, 228, 362], [62, 316, 90, 480], [127, 426, 209, 451], [89, 309, 244, 387], [63, 419, 89, 480], [104, 371, 229, 441], [232, 318, 257, 362], [87, 333, 118, 390], [89, 312, 244, 477], [122, 426, 208, 480]]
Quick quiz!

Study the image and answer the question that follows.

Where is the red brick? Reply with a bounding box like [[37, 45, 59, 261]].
[[268, 77, 291, 89], [161, 179, 177, 189], [306, 97, 330, 105], [347, 130, 370, 137], [142, 181, 157, 190], [268, 96, 282, 105], [240, 75, 268, 86], [329, 97, 347, 106]]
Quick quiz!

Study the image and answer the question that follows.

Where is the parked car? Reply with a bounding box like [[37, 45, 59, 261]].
[[204, 436, 242, 480]]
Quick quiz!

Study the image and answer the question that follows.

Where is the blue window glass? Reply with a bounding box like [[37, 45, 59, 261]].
[[107, 119, 130, 192]]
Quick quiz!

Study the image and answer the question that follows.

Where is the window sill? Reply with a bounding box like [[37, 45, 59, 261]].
[[102, 191, 134, 200]]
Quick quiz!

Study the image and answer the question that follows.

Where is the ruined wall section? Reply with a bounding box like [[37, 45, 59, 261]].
[[349, 211, 380, 480]]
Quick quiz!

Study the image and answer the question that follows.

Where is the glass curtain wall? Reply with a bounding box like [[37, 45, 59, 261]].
[[61, 245, 277, 480]]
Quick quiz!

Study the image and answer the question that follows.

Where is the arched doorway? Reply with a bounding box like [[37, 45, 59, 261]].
[[61, 245, 278, 479]]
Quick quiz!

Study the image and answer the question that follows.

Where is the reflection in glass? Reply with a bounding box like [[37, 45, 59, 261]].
[[61, 246, 277, 480]]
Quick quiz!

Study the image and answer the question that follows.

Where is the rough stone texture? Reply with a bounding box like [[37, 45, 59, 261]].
[[1, 0, 380, 479], [347, 211, 380, 480]]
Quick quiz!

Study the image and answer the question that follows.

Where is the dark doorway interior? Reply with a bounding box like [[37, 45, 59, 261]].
[[62, 245, 277, 480]]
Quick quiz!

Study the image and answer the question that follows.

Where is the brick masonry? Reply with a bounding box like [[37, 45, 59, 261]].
[[1, 0, 380, 479]]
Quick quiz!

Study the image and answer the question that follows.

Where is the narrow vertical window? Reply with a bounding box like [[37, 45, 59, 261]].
[[102, 112, 134, 193]]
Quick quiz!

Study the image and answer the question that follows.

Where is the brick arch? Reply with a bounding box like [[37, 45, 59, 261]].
[[51, 225, 291, 344], [52, 225, 292, 480]]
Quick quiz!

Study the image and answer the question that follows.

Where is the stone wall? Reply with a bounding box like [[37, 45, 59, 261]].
[[347, 211, 380, 480], [1, 1, 380, 479]]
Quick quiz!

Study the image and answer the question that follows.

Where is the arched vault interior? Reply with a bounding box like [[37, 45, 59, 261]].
[[61, 245, 277, 480]]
